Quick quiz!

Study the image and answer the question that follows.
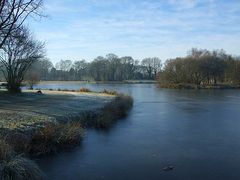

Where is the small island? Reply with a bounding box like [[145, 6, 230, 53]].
[[157, 49, 240, 89]]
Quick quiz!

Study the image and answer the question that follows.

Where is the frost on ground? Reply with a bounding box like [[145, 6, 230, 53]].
[[0, 90, 114, 131]]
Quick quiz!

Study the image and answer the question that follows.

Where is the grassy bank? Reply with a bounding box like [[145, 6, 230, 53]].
[[0, 89, 133, 179]]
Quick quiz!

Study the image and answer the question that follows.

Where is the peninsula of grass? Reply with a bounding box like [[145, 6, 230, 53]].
[[0, 89, 133, 179]]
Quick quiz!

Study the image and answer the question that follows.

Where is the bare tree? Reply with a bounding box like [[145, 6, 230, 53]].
[[25, 70, 40, 89], [0, 0, 43, 49], [152, 57, 162, 78], [56, 60, 72, 71], [0, 26, 44, 92], [73, 60, 88, 80], [121, 56, 135, 80], [36, 58, 53, 80], [142, 57, 161, 79]]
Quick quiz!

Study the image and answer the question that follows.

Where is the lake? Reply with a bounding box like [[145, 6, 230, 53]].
[[36, 82, 240, 180]]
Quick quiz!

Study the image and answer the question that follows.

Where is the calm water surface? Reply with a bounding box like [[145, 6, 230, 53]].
[[36, 83, 240, 180]]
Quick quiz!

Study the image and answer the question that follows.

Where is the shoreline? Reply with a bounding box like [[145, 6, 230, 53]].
[[0, 89, 133, 179], [158, 83, 240, 90], [0, 80, 157, 86], [36, 80, 156, 84]]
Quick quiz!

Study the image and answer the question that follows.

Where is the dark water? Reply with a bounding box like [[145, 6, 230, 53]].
[[36, 83, 240, 180]]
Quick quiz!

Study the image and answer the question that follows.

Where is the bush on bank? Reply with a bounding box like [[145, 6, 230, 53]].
[[81, 94, 134, 128], [29, 121, 84, 156]]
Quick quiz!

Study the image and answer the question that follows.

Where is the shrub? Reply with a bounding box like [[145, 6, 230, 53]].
[[102, 89, 118, 95], [29, 123, 57, 156], [55, 121, 84, 148], [79, 88, 91, 92], [29, 122, 84, 156], [99, 94, 133, 127], [81, 94, 133, 128]]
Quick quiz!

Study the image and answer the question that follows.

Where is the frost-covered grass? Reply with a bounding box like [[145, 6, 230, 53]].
[[0, 89, 113, 130], [0, 89, 133, 179], [0, 111, 53, 130], [0, 89, 133, 152], [0, 90, 112, 156]]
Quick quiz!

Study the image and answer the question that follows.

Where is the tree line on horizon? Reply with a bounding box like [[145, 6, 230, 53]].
[[23, 55, 162, 82], [158, 48, 240, 87]]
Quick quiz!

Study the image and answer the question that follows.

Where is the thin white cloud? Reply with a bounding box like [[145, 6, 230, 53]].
[[29, 0, 240, 62]]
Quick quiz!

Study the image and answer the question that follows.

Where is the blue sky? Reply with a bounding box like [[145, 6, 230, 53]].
[[27, 0, 240, 63]]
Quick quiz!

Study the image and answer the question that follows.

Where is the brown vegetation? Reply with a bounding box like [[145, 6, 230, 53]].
[[79, 88, 92, 92], [29, 121, 84, 156], [81, 94, 133, 128]]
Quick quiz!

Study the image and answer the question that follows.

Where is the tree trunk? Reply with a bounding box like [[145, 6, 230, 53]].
[[7, 83, 21, 93]]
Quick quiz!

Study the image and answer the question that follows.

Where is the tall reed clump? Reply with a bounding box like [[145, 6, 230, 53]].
[[29, 121, 84, 156], [81, 94, 133, 128], [2, 121, 84, 157], [79, 88, 91, 93], [0, 139, 44, 180], [99, 94, 133, 128]]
